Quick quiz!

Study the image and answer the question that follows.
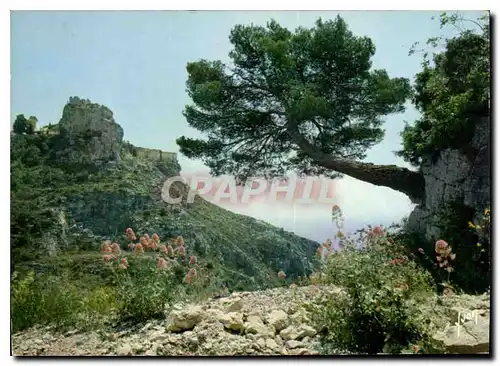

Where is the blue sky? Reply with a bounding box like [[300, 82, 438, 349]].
[[11, 10, 486, 243]]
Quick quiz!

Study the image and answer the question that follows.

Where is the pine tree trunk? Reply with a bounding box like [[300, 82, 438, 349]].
[[286, 125, 425, 203]]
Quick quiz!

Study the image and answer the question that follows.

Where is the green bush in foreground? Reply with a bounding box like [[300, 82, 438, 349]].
[[312, 206, 444, 354], [11, 231, 213, 333], [11, 271, 119, 333], [112, 256, 179, 322]]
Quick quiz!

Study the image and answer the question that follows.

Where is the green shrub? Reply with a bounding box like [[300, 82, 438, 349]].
[[13, 114, 37, 135], [312, 208, 442, 354], [11, 230, 212, 332], [112, 256, 179, 322], [80, 286, 121, 328], [10, 271, 105, 332], [11, 271, 43, 332]]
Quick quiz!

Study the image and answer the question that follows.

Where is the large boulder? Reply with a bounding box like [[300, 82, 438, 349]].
[[166, 306, 204, 332], [218, 312, 245, 332], [432, 314, 489, 354], [266, 309, 289, 332], [244, 315, 275, 338], [430, 293, 490, 354]]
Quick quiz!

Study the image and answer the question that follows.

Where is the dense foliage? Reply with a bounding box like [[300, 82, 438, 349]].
[[11, 234, 208, 332], [397, 13, 490, 165], [311, 207, 444, 354], [178, 16, 411, 182], [13, 114, 37, 135]]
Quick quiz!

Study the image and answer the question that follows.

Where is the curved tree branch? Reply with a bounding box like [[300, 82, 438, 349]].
[[285, 123, 425, 203]]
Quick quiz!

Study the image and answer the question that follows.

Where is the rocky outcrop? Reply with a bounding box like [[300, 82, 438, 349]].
[[11, 286, 490, 356], [407, 117, 490, 240], [57, 97, 124, 164], [430, 292, 490, 354]]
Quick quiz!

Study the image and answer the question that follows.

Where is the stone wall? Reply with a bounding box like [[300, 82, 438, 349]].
[[136, 147, 177, 162], [58, 97, 124, 164], [407, 117, 491, 240]]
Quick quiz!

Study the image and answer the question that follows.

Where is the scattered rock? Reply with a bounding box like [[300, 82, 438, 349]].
[[286, 340, 303, 349], [218, 312, 244, 332], [256, 338, 266, 349], [280, 326, 300, 341], [149, 329, 168, 342], [289, 348, 309, 355], [433, 313, 490, 354], [166, 306, 204, 332], [10, 286, 490, 356], [228, 297, 245, 313], [117, 343, 132, 356], [290, 309, 310, 324], [245, 316, 275, 338], [280, 324, 317, 340], [266, 309, 289, 331], [298, 324, 317, 338], [183, 331, 199, 347], [151, 342, 163, 355], [266, 338, 280, 352]]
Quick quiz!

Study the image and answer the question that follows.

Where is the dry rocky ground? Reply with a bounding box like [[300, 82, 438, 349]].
[[12, 285, 490, 356]]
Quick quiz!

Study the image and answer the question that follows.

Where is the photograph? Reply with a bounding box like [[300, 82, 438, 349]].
[[9, 8, 491, 357]]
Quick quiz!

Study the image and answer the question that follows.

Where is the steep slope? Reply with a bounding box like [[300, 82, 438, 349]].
[[10, 97, 319, 291]]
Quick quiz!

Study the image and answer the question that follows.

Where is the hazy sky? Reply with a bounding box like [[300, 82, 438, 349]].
[[11, 10, 486, 243]]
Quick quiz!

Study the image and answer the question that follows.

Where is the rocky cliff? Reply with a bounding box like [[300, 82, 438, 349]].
[[405, 116, 490, 292], [57, 97, 125, 164], [407, 116, 491, 240]]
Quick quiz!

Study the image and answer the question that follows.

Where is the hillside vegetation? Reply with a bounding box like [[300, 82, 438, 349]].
[[10, 100, 319, 333]]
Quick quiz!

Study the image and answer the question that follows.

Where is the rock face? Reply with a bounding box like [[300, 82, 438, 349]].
[[58, 96, 124, 164], [431, 292, 490, 354], [407, 117, 490, 240]]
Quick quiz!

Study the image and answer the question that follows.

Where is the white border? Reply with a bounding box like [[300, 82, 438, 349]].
[[2, 1, 497, 366], [5, 1, 498, 11]]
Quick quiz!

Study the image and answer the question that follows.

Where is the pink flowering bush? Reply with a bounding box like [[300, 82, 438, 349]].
[[101, 242, 112, 253], [178, 245, 186, 257], [415, 239, 458, 295], [104, 228, 208, 322], [185, 268, 197, 284], [111, 242, 121, 253], [157, 257, 169, 270], [113, 256, 177, 322], [125, 228, 136, 242], [11, 227, 210, 331], [167, 245, 175, 257], [312, 205, 441, 354]]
